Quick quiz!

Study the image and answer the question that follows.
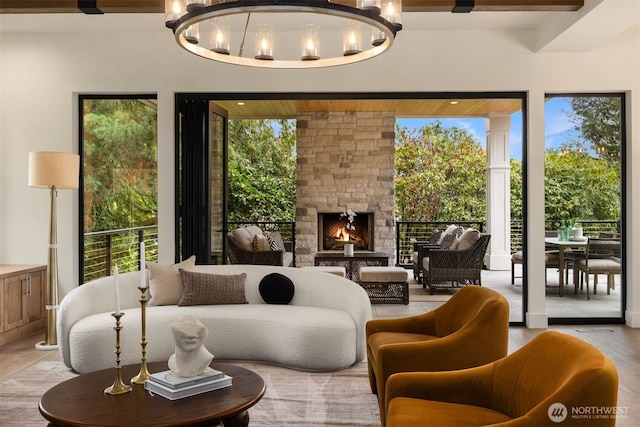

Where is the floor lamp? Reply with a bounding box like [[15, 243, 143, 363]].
[[29, 151, 79, 351]]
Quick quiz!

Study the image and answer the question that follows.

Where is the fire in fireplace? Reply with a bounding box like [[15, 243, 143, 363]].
[[318, 212, 374, 251]]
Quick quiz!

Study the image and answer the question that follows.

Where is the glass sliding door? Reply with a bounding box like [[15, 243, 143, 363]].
[[175, 97, 228, 264], [544, 94, 624, 322]]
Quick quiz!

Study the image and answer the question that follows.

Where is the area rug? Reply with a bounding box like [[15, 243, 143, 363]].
[[0, 359, 380, 427]]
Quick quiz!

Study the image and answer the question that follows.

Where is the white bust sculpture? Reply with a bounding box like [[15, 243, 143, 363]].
[[167, 315, 214, 378]]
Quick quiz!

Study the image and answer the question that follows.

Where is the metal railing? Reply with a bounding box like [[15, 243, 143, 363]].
[[83, 225, 158, 283], [396, 219, 620, 267], [396, 221, 485, 267], [227, 221, 296, 266]]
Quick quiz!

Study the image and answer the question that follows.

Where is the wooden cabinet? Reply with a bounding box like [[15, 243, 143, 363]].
[[0, 265, 46, 344]]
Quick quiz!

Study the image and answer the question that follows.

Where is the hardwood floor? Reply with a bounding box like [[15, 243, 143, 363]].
[[2, 318, 639, 425], [0, 330, 60, 381]]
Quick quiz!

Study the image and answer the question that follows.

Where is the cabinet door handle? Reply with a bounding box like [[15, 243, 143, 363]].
[[27, 276, 32, 296]]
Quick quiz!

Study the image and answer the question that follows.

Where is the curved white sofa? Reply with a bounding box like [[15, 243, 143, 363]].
[[58, 265, 372, 374]]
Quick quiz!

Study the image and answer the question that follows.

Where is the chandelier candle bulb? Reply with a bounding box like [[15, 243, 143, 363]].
[[165, 0, 184, 23], [359, 0, 381, 10], [343, 20, 362, 56], [211, 17, 230, 55], [301, 24, 320, 60], [384, 0, 402, 24], [184, 23, 199, 44], [255, 24, 274, 60]]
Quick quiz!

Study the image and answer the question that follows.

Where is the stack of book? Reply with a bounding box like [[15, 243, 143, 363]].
[[144, 367, 232, 400]]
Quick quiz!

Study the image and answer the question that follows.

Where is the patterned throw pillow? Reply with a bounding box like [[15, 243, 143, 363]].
[[251, 234, 266, 251], [440, 233, 458, 250], [177, 270, 248, 306], [265, 231, 286, 252], [437, 224, 459, 244], [429, 229, 442, 244]]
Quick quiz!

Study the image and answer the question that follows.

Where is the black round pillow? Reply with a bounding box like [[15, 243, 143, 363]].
[[259, 273, 295, 305]]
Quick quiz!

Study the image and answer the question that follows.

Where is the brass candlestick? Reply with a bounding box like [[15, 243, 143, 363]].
[[131, 285, 151, 385], [104, 312, 132, 395]]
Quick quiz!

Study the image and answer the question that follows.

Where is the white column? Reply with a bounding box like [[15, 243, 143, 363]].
[[625, 90, 640, 327], [485, 115, 512, 270], [526, 90, 548, 329]]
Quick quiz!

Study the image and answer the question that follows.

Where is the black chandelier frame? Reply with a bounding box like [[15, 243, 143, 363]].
[[166, 0, 403, 68]]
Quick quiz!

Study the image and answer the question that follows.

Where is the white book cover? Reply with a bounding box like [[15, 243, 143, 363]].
[[148, 367, 225, 389], [145, 375, 233, 400]]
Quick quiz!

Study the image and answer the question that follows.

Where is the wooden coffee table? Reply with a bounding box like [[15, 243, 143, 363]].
[[39, 361, 265, 427]]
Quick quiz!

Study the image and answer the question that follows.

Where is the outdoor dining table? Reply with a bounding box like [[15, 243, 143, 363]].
[[545, 237, 589, 297]]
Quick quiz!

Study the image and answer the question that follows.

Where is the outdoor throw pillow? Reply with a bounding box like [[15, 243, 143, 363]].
[[252, 234, 267, 251], [440, 233, 458, 250], [177, 270, 248, 306], [429, 228, 442, 244], [259, 272, 295, 305], [451, 228, 480, 251], [437, 224, 459, 244], [265, 231, 286, 252], [146, 255, 196, 306]]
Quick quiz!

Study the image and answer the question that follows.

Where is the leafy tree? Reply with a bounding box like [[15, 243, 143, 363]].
[[510, 158, 523, 220], [544, 144, 620, 225], [227, 119, 296, 223], [569, 96, 621, 162], [83, 99, 157, 232], [395, 122, 486, 222]]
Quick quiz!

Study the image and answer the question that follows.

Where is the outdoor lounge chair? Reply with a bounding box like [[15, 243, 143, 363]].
[[422, 233, 490, 295]]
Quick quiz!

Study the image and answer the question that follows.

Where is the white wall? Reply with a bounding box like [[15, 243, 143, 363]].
[[1, 11, 639, 326]]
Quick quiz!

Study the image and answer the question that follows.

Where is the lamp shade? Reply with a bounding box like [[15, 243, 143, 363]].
[[28, 151, 79, 189]]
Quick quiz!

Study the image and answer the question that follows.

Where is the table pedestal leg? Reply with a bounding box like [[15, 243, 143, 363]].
[[558, 247, 565, 297], [220, 410, 249, 427]]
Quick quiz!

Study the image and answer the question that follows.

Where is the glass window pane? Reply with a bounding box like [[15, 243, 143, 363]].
[[81, 97, 158, 283], [544, 95, 623, 320]]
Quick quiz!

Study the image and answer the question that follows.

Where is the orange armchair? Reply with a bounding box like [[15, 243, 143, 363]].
[[385, 331, 619, 427], [366, 285, 509, 425]]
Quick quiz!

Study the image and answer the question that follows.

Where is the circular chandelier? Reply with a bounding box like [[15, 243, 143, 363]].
[[165, 0, 403, 68]]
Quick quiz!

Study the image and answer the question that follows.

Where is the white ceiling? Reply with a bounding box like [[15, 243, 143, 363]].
[[1, 0, 637, 53]]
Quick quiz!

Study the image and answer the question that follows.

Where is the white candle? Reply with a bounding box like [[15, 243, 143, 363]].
[[140, 242, 146, 288], [114, 266, 121, 315]]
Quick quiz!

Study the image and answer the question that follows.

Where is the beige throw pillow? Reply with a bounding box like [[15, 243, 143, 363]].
[[451, 229, 480, 251], [147, 255, 196, 306], [178, 270, 248, 306]]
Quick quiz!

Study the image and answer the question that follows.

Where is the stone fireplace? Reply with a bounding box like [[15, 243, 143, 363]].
[[295, 111, 396, 266], [318, 212, 374, 251]]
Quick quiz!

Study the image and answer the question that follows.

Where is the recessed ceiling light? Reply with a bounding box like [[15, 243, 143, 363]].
[[237, 102, 245, 106], [450, 101, 459, 105]]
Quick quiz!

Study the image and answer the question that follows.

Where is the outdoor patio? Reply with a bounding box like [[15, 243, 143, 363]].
[[374, 266, 623, 323]]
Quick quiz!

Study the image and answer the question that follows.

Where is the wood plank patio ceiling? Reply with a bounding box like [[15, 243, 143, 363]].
[[0, 0, 584, 14], [214, 98, 523, 119]]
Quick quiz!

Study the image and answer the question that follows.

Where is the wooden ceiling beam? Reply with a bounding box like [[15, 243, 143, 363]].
[[0, 0, 584, 14]]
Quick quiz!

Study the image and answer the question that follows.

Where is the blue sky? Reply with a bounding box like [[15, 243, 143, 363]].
[[396, 98, 578, 161]]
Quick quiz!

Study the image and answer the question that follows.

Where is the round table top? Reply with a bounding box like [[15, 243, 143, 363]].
[[39, 361, 265, 427]]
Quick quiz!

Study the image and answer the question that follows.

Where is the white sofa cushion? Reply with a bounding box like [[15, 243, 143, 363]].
[[68, 304, 357, 374]]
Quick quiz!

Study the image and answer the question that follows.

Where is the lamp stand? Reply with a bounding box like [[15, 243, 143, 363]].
[[35, 186, 59, 351]]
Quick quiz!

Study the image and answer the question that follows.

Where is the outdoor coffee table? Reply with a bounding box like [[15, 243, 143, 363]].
[[314, 252, 389, 282], [39, 361, 265, 427]]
